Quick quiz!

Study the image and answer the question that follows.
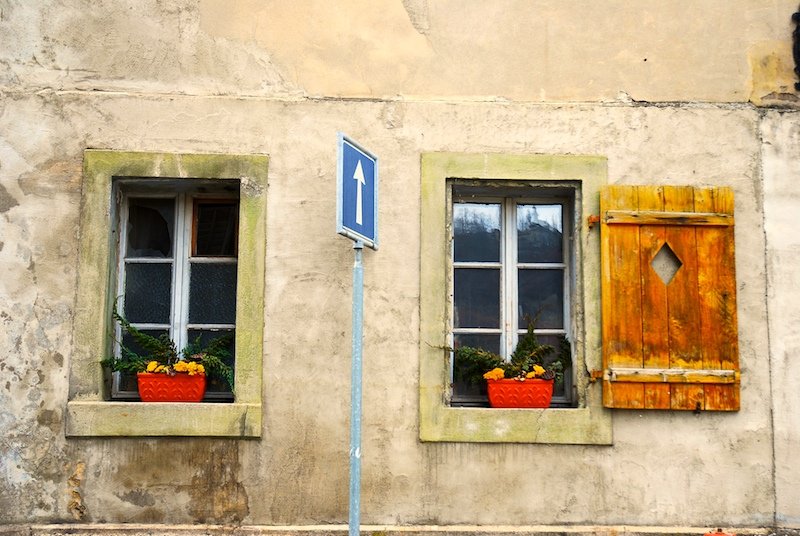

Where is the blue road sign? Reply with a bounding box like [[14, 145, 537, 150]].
[[337, 133, 378, 249]]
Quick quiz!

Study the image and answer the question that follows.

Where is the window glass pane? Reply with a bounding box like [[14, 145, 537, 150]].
[[453, 333, 501, 354], [121, 329, 171, 358], [454, 203, 501, 262], [194, 201, 239, 257], [512, 333, 571, 398], [452, 333, 500, 402], [189, 262, 238, 324], [454, 268, 500, 328], [126, 198, 175, 258], [187, 329, 235, 397], [517, 204, 562, 263], [123, 263, 172, 324], [117, 329, 170, 393], [518, 269, 564, 329], [116, 371, 139, 393]]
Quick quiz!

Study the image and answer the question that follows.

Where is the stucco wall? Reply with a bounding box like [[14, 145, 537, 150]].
[[763, 111, 800, 528], [2, 1, 798, 103], [0, 0, 798, 531]]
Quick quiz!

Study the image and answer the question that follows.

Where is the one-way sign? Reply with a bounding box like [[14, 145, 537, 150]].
[[337, 133, 378, 249]]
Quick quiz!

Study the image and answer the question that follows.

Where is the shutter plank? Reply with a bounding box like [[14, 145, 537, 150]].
[[637, 186, 671, 409], [664, 186, 705, 410], [695, 188, 740, 411], [601, 186, 644, 408]]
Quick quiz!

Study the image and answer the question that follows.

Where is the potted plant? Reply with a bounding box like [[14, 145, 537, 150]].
[[454, 317, 568, 408], [101, 304, 234, 402]]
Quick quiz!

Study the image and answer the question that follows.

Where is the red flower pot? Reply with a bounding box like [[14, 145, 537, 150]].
[[137, 373, 207, 402], [486, 378, 554, 408]]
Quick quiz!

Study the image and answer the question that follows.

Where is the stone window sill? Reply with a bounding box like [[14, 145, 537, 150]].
[[65, 400, 261, 437], [419, 404, 611, 444]]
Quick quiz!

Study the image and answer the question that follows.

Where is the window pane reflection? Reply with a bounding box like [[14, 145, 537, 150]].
[[454, 203, 501, 262], [517, 204, 562, 263]]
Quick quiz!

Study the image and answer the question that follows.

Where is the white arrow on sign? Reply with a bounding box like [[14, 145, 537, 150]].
[[353, 159, 365, 225]]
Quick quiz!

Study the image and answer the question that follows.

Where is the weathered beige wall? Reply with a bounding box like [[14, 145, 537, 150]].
[[0, 93, 777, 527], [0, 0, 797, 531], [1, 1, 798, 103], [763, 111, 800, 528]]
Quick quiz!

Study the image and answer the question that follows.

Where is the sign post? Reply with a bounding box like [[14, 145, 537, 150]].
[[337, 133, 378, 536]]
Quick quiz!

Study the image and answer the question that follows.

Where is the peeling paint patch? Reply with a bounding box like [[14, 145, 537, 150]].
[[67, 462, 87, 520], [0, 182, 19, 213], [748, 41, 797, 107], [382, 102, 405, 130], [402, 0, 429, 35], [188, 443, 248, 523], [116, 488, 156, 507]]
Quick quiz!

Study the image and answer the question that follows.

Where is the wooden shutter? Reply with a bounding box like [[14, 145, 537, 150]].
[[600, 185, 739, 411]]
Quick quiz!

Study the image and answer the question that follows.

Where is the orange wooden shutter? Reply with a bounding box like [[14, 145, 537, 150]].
[[600, 185, 739, 411]]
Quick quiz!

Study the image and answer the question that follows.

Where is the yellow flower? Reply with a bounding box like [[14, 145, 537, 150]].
[[146, 361, 158, 372], [483, 367, 506, 381], [174, 361, 188, 372], [155, 365, 166, 373], [197, 364, 205, 374], [525, 365, 547, 379]]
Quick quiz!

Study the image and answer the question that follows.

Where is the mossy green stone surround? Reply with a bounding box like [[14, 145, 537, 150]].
[[66, 150, 267, 437], [419, 152, 612, 444]]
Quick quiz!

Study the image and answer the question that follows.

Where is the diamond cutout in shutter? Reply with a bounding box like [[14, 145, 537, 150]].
[[651, 242, 682, 285]]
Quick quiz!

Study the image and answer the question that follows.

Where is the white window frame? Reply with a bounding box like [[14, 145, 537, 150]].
[[112, 184, 239, 400], [450, 191, 574, 407]]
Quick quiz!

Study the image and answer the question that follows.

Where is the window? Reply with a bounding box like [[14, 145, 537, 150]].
[[451, 189, 574, 407], [66, 151, 267, 437], [419, 152, 611, 444], [112, 185, 240, 400]]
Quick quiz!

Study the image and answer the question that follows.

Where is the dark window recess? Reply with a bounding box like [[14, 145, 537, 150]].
[[126, 198, 175, 258], [123, 263, 173, 324], [188, 263, 238, 325], [188, 328, 235, 400], [194, 201, 239, 256]]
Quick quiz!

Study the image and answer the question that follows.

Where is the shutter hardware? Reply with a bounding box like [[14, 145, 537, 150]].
[[603, 367, 740, 384], [603, 209, 733, 226]]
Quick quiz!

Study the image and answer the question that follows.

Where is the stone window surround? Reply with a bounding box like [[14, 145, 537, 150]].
[[419, 152, 612, 444], [66, 150, 267, 437]]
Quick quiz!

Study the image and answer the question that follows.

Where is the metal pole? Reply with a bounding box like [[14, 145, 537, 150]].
[[348, 240, 364, 536]]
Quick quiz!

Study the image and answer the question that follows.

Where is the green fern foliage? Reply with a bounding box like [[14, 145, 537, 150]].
[[102, 300, 235, 391]]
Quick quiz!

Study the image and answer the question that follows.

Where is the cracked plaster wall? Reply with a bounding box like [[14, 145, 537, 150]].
[[0, 0, 797, 531]]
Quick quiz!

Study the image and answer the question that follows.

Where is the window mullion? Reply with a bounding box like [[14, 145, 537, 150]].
[[173, 193, 191, 353], [504, 198, 517, 359], [562, 200, 572, 340]]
